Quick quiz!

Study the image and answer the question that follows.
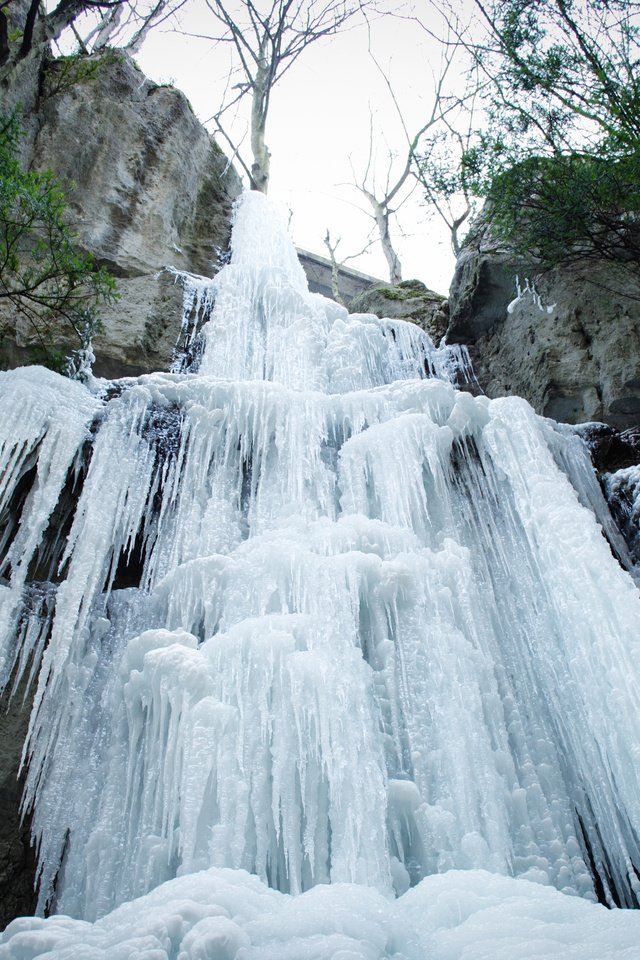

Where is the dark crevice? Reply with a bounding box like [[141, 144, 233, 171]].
[[28, 438, 94, 585], [109, 403, 188, 592], [574, 806, 640, 909], [111, 529, 147, 591], [0, 456, 39, 582], [575, 810, 617, 908]]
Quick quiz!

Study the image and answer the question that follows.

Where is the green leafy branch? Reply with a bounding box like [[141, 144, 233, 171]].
[[0, 111, 117, 373]]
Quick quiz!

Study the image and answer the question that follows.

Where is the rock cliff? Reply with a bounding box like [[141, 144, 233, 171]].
[[446, 224, 640, 431], [1, 50, 242, 377], [443, 221, 640, 569]]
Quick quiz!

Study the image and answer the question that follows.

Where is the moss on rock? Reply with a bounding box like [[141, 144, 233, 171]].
[[349, 281, 448, 342]]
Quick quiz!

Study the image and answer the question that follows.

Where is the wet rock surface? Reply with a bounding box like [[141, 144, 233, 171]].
[[578, 424, 640, 567], [0, 679, 37, 929]]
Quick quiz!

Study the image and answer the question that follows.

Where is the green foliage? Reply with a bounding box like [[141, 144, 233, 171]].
[[0, 112, 117, 374], [486, 151, 640, 265], [41, 49, 122, 100], [462, 0, 640, 267], [476, 0, 640, 149]]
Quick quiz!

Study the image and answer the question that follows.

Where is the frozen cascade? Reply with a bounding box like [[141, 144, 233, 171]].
[[2, 192, 640, 957]]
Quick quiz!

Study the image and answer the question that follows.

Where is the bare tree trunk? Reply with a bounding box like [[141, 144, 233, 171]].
[[323, 230, 346, 306], [250, 67, 270, 193], [206, 0, 370, 195], [366, 192, 402, 284], [17, 0, 42, 59], [0, 10, 9, 67]]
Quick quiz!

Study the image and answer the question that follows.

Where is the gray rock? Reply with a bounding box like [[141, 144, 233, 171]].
[[574, 424, 640, 566], [447, 227, 640, 430], [349, 279, 448, 343], [0, 678, 37, 929], [447, 245, 533, 342], [93, 269, 187, 379], [1, 50, 242, 376]]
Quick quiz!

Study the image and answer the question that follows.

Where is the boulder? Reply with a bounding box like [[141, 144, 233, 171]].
[[349, 279, 448, 343]]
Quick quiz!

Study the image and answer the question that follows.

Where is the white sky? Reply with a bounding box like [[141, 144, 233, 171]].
[[131, 2, 477, 294]]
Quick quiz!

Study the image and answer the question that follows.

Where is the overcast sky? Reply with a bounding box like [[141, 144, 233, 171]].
[[132, 2, 475, 294]]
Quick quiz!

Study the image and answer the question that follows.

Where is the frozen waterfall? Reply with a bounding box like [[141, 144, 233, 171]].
[[2, 192, 640, 958]]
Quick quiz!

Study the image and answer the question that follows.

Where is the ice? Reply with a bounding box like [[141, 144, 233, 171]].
[[2, 869, 640, 959], [2, 191, 640, 949], [0, 368, 100, 688], [507, 276, 556, 316], [55, 613, 389, 918]]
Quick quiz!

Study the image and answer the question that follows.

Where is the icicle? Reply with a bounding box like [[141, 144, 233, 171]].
[[0, 368, 100, 690]]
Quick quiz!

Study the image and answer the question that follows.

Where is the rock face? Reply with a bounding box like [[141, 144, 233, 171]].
[[575, 424, 640, 567], [447, 229, 640, 430], [349, 280, 449, 343], [0, 681, 37, 930], [1, 51, 242, 377]]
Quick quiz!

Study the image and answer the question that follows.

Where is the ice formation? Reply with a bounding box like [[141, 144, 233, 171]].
[[2, 192, 640, 957]]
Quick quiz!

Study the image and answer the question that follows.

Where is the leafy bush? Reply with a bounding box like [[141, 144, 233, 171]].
[[458, 0, 640, 269], [485, 151, 640, 265]]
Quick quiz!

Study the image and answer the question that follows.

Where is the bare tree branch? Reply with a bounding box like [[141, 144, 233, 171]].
[[322, 227, 374, 304], [350, 10, 476, 281], [198, 0, 372, 193]]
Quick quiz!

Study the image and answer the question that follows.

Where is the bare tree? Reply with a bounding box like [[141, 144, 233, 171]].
[[413, 89, 481, 256], [1, 0, 124, 65], [73, 0, 189, 54], [322, 228, 374, 305], [351, 113, 428, 284], [323, 229, 347, 305], [195, 1, 370, 193], [350, 29, 466, 283], [0, 0, 187, 69]]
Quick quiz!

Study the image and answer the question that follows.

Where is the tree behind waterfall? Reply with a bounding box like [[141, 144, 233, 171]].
[[351, 87, 473, 282], [200, 0, 370, 193], [349, 8, 480, 283]]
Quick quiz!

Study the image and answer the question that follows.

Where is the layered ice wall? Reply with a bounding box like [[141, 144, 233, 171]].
[[2, 193, 640, 954]]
